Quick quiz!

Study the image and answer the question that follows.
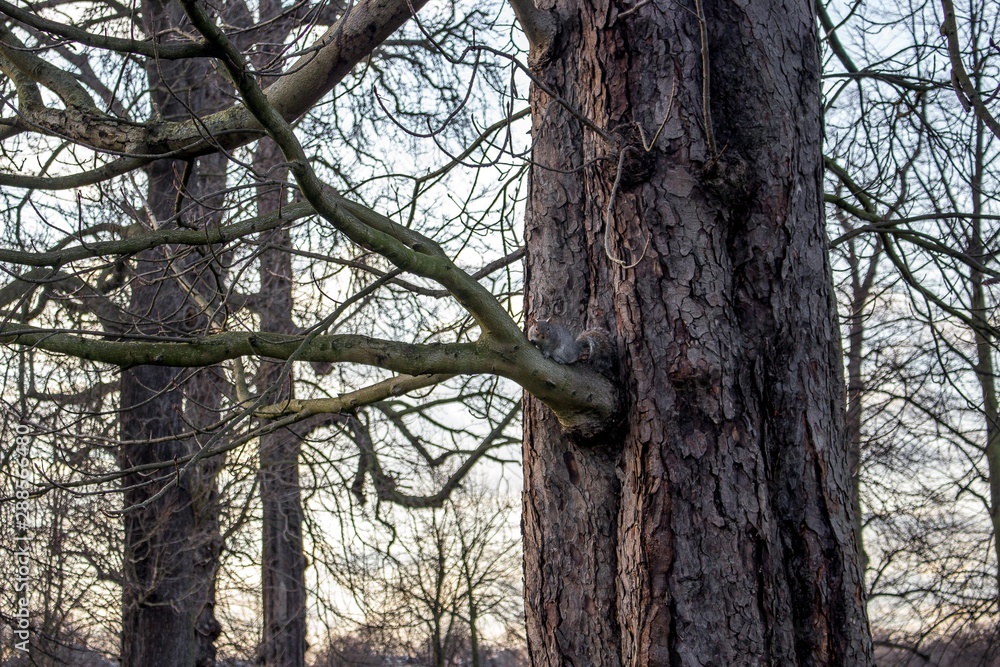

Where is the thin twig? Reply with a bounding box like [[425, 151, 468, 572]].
[[636, 75, 677, 152], [692, 0, 716, 156], [604, 148, 651, 269]]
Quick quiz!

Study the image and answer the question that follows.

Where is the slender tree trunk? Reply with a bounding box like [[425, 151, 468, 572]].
[[466, 594, 480, 667], [432, 533, 447, 667], [522, 0, 873, 664], [257, 422, 307, 667], [254, 137, 308, 667], [844, 241, 880, 577], [967, 115, 1000, 597], [185, 368, 228, 664], [845, 301, 869, 577]]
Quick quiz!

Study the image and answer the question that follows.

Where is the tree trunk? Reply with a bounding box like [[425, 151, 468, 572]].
[[522, 0, 873, 664], [255, 137, 308, 667], [120, 168, 227, 667], [120, 2, 229, 663], [184, 366, 228, 665], [120, 360, 198, 667], [967, 114, 1000, 598], [257, 420, 307, 667], [843, 240, 880, 578], [844, 290, 868, 579]]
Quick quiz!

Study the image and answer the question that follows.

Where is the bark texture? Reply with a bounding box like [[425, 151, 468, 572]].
[[522, 0, 873, 664]]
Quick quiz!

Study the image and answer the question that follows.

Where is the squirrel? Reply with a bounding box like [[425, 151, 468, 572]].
[[527, 319, 616, 375]]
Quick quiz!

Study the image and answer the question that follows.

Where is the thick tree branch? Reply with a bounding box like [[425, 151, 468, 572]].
[[0, 326, 481, 371], [0, 324, 616, 436], [506, 0, 558, 63], [0, 48, 41, 111], [0, 22, 98, 110], [940, 0, 1000, 139], [0, 200, 312, 267], [0, 0, 432, 188]]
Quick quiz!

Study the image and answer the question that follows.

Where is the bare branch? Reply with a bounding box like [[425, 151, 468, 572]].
[[255, 373, 454, 418], [940, 0, 1000, 139]]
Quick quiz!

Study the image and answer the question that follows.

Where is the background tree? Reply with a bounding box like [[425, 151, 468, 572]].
[[316, 481, 522, 667], [820, 0, 1000, 659]]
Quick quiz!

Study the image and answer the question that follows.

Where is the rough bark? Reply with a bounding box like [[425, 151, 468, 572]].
[[522, 0, 873, 664]]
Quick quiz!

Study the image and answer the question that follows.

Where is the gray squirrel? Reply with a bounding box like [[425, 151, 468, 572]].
[[527, 319, 616, 374]]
